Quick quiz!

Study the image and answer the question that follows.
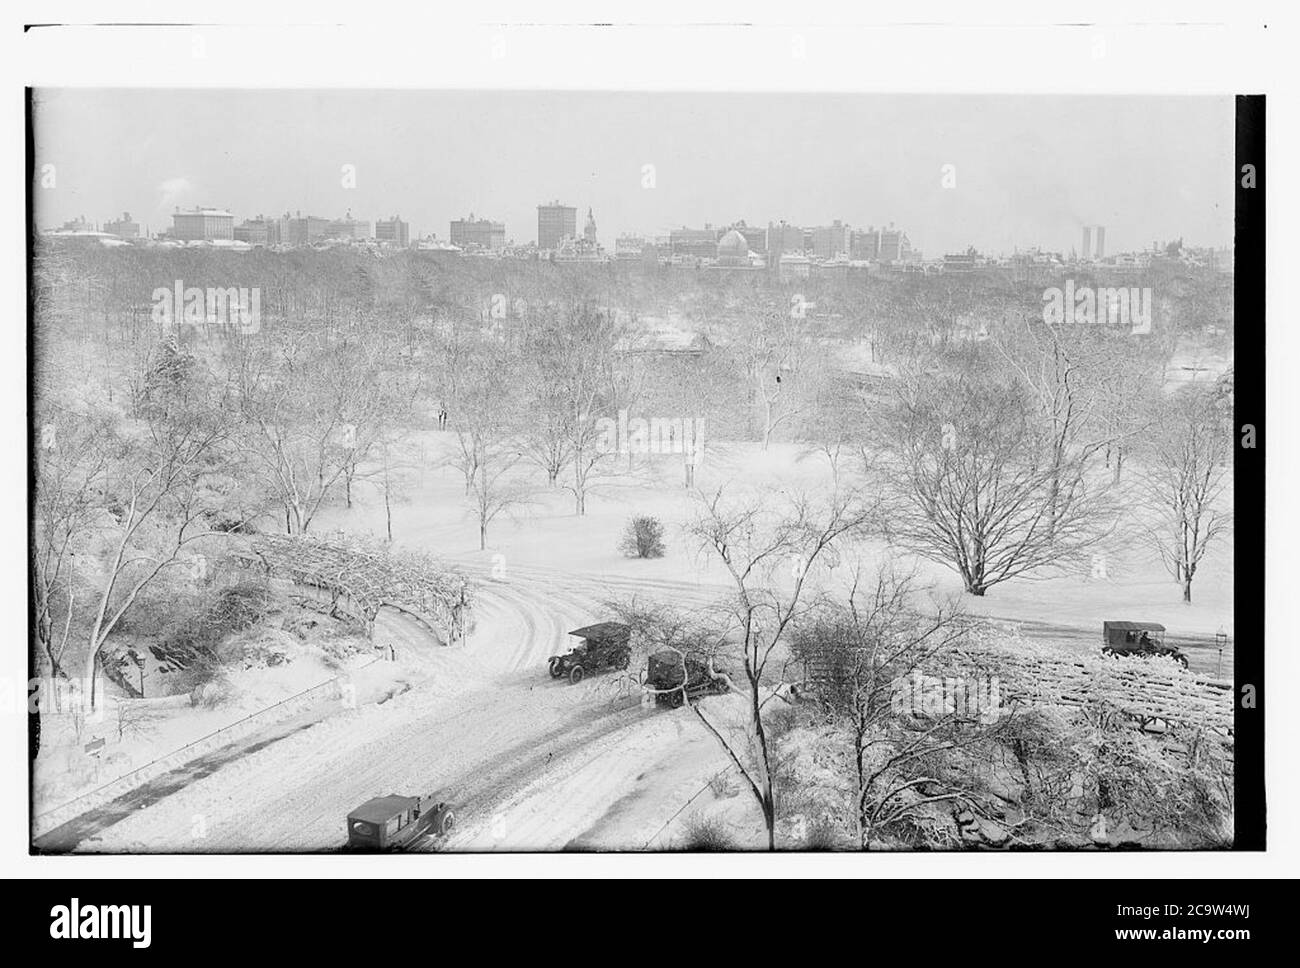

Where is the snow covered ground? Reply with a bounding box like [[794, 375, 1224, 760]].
[[53, 432, 1233, 852]]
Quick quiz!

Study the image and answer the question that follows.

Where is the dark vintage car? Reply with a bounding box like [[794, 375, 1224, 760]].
[[646, 649, 731, 708], [345, 793, 454, 851], [1101, 621, 1189, 669], [548, 622, 632, 684]]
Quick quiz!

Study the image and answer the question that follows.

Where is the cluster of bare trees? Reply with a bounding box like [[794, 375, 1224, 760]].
[[858, 314, 1231, 601], [33, 346, 236, 710]]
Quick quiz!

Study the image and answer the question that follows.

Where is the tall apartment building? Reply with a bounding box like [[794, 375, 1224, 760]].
[[536, 201, 577, 250], [279, 212, 331, 247], [233, 215, 279, 245], [450, 214, 506, 251], [327, 212, 370, 240], [171, 206, 234, 242], [766, 221, 804, 260], [1094, 225, 1106, 259], [809, 220, 851, 260], [878, 224, 911, 262], [375, 215, 410, 247], [1082, 226, 1094, 261], [851, 227, 880, 261], [104, 212, 140, 239]]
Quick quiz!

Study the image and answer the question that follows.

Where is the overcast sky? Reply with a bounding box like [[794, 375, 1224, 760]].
[[32, 89, 1234, 256]]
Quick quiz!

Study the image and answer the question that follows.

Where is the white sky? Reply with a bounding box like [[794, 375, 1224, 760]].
[[32, 89, 1234, 257]]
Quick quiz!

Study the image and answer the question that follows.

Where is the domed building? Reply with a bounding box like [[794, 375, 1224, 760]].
[[716, 228, 750, 266]]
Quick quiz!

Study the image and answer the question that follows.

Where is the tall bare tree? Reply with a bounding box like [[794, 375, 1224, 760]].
[[879, 363, 1113, 596], [1140, 387, 1233, 602], [684, 486, 874, 849], [724, 296, 809, 450]]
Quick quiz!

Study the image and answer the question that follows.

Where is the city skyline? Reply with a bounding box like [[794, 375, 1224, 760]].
[[32, 90, 1234, 256]]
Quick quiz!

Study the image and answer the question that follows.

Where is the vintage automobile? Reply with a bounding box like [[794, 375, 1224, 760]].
[[1101, 621, 1189, 669], [548, 622, 632, 684], [645, 649, 731, 708], [344, 792, 455, 851]]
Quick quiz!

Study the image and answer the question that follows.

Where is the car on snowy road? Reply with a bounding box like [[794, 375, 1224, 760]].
[[344, 792, 455, 851]]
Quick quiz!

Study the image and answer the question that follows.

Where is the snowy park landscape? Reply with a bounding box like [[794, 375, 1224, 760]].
[[29, 91, 1238, 853]]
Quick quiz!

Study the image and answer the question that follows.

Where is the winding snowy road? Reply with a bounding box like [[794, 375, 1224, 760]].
[[64, 565, 740, 852]]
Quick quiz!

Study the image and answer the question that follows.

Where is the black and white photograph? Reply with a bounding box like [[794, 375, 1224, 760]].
[[3, 6, 1290, 929]]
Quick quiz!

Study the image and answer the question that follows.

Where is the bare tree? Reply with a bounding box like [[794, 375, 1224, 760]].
[[233, 329, 384, 533], [448, 338, 530, 549], [1139, 388, 1233, 602], [992, 317, 1151, 508], [684, 485, 874, 849], [32, 407, 114, 679], [80, 401, 233, 709], [790, 564, 1009, 847], [724, 296, 810, 450], [529, 304, 620, 515], [879, 364, 1113, 596]]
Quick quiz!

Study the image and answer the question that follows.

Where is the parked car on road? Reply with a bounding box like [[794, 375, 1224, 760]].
[[1101, 621, 1189, 669], [548, 622, 632, 684], [345, 792, 454, 851]]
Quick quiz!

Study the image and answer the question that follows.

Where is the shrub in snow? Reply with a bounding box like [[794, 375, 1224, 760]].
[[678, 813, 735, 851], [618, 515, 666, 559]]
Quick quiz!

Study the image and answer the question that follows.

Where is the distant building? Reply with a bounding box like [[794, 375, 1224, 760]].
[[779, 254, 811, 279], [715, 229, 752, 267], [583, 208, 598, 245], [878, 224, 911, 262], [451, 214, 505, 251], [1095, 225, 1106, 259], [171, 206, 234, 242], [414, 235, 462, 256], [851, 227, 880, 261], [537, 201, 577, 250], [279, 212, 331, 247], [375, 215, 410, 247], [104, 212, 140, 239], [233, 215, 279, 246], [942, 247, 985, 272], [615, 234, 661, 262], [1081, 226, 1094, 262], [809, 220, 851, 261], [670, 225, 720, 260], [327, 211, 370, 241], [766, 221, 804, 260], [722, 220, 766, 254], [57, 215, 94, 233]]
